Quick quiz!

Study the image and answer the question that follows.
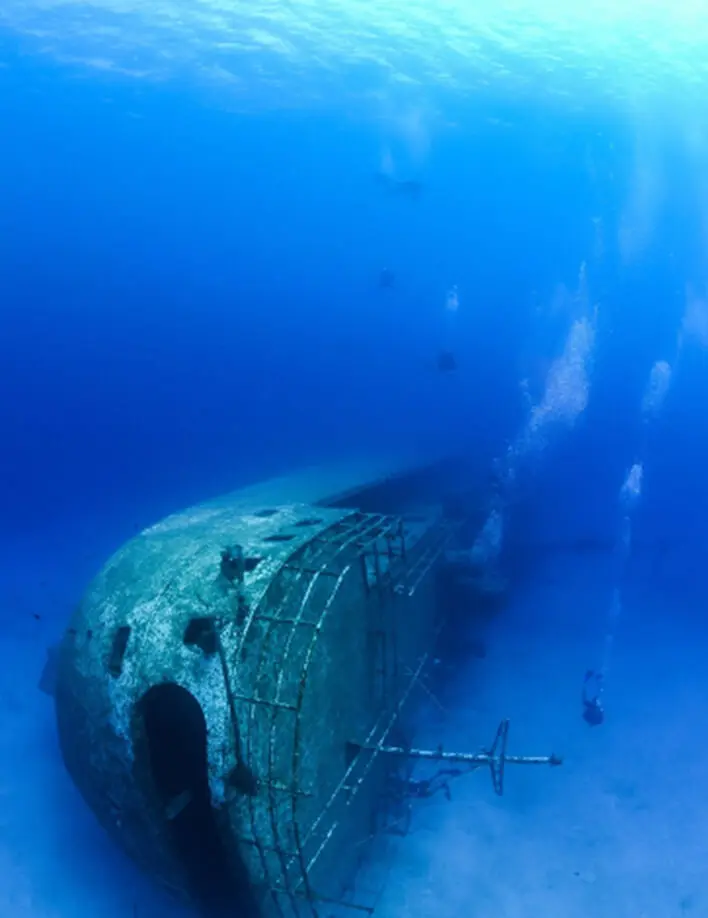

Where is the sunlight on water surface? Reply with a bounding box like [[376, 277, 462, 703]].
[[1, 0, 708, 111]]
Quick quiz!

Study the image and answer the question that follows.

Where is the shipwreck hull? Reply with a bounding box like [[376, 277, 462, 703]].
[[54, 456, 480, 916]]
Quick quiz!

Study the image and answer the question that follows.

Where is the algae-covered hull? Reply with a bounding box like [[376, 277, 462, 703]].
[[54, 456, 481, 916]]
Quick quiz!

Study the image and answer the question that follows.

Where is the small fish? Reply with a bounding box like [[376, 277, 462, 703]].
[[165, 789, 193, 821], [394, 178, 423, 198], [379, 267, 395, 289], [374, 173, 423, 199], [437, 350, 457, 373]]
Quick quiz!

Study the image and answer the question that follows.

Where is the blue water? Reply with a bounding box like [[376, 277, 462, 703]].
[[2, 8, 708, 917]]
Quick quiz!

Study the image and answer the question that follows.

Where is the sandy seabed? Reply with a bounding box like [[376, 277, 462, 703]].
[[0, 530, 703, 918], [371, 550, 705, 918]]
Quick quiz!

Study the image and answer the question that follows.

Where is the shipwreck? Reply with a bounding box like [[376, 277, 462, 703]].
[[50, 454, 561, 916]]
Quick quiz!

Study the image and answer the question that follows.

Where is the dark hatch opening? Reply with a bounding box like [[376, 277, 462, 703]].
[[140, 683, 259, 917]]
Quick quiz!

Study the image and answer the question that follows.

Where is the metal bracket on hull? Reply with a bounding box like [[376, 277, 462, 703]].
[[348, 718, 562, 798]]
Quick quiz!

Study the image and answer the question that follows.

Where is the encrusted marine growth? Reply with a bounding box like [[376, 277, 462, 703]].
[[54, 463, 462, 917]]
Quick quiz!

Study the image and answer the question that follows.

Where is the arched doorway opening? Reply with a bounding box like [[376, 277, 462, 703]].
[[139, 682, 258, 917]]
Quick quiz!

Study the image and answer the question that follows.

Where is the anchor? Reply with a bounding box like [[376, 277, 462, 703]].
[[348, 718, 562, 797]]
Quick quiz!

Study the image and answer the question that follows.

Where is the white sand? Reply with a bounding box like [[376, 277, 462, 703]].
[[0, 533, 703, 918], [372, 550, 706, 918], [0, 527, 190, 918]]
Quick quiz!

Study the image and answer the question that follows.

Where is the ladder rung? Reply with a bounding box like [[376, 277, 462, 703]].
[[270, 888, 374, 914], [283, 564, 340, 577], [237, 838, 300, 857], [254, 615, 318, 627], [232, 694, 297, 711]]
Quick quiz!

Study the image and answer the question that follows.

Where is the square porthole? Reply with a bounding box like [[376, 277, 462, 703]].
[[183, 618, 218, 656], [108, 626, 131, 677]]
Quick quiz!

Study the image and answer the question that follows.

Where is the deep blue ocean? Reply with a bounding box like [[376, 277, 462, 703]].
[[1, 8, 708, 917]]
